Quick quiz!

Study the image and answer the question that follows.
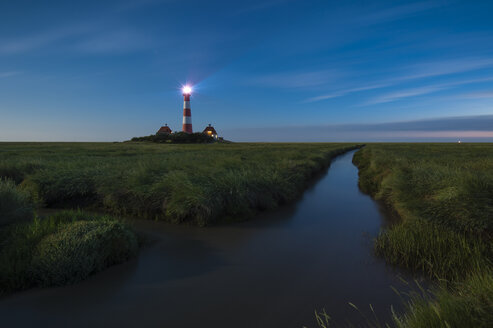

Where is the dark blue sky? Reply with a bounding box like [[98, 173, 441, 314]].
[[1, 0, 493, 141]]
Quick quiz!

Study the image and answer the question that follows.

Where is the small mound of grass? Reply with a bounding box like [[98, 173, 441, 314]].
[[0, 179, 34, 226], [32, 219, 137, 287], [0, 210, 137, 295]]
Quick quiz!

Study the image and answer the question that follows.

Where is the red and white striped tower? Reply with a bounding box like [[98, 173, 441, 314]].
[[182, 85, 193, 133]]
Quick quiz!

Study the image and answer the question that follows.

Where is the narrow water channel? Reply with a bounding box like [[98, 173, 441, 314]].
[[0, 150, 416, 327]]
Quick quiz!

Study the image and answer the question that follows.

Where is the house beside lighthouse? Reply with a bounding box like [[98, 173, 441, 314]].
[[203, 124, 218, 139], [156, 124, 172, 135]]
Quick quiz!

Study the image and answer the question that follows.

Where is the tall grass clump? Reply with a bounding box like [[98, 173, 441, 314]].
[[0, 160, 42, 183], [375, 218, 489, 281], [25, 166, 99, 206], [0, 179, 34, 226], [0, 210, 137, 295]]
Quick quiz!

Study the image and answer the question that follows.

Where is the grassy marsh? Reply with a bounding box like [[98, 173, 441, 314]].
[[353, 143, 493, 327], [0, 142, 360, 226]]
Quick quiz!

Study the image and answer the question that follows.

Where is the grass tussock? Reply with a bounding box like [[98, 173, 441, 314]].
[[375, 218, 490, 282], [0, 142, 359, 226], [0, 210, 137, 295], [0, 179, 35, 226], [0, 160, 42, 184], [353, 143, 493, 327]]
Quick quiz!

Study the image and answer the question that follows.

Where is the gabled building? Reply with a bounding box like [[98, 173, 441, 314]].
[[156, 124, 172, 135], [203, 124, 218, 139]]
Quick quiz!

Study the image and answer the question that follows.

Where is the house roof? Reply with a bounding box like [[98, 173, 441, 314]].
[[157, 125, 172, 134], [203, 124, 217, 135]]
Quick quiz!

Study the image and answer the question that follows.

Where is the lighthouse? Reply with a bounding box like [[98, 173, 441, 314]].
[[182, 85, 193, 133]]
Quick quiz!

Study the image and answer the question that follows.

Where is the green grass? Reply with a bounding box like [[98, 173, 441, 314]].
[[0, 210, 137, 295], [393, 271, 493, 328], [353, 144, 493, 234], [0, 179, 35, 226], [32, 219, 138, 287], [353, 143, 493, 327], [0, 142, 359, 226], [374, 218, 489, 282]]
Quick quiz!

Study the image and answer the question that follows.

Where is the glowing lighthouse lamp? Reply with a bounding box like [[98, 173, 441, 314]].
[[182, 85, 192, 94], [182, 85, 193, 133]]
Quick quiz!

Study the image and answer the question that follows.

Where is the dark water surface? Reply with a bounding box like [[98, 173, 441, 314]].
[[0, 150, 416, 327]]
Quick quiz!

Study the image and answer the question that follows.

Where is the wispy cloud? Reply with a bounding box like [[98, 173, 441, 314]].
[[0, 71, 21, 78], [115, 0, 171, 12], [0, 0, 155, 56], [301, 63, 493, 105], [0, 23, 153, 56], [397, 57, 493, 81], [250, 69, 340, 89], [303, 83, 390, 103], [0, 24, 96, 55], [222, 115, 493, 142], [234, 0, 294, 15], [457, 90, 493, 99], [366, 85, 446, 105], [355, 1, 443, 26], [303, 93, 341, 102], [365, 76, 493, 105], [353, 115, 493, 132], [74, 29, 153, 54]]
